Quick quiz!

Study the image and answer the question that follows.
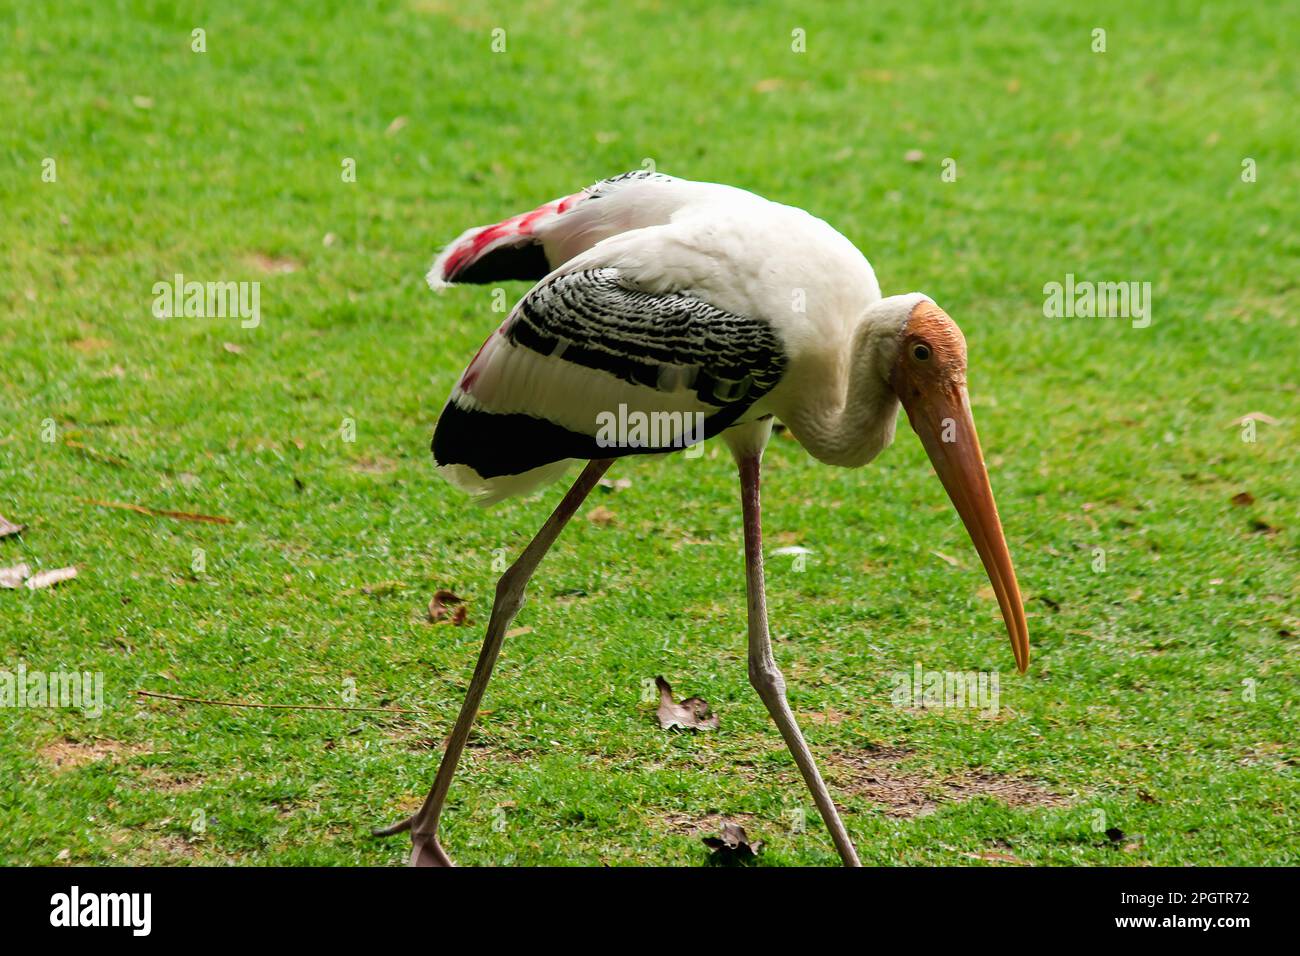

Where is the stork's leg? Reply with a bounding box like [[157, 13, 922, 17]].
[[375, 458, 614, 866], [738, 453, 862, 867]]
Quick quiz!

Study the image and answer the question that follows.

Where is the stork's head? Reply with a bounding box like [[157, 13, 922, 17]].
[[876, 294, 1030, 673]]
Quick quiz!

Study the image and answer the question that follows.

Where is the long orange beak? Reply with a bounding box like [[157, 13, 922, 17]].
[[900, 384, 1030, 672]]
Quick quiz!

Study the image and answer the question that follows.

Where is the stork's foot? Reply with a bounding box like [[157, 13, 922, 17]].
[[372, 815, 455, 867], [408, 833, 454, 867]]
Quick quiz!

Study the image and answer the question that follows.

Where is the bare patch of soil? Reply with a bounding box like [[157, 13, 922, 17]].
[[659, 811, 760, 836], [40, 737, 147, 773], [827, 747, 1067, 818], [133, 765, 202, 792]]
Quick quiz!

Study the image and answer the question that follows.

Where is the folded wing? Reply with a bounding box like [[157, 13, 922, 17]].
[[434, 264, 788, 503], [428, 170, 698, 288]]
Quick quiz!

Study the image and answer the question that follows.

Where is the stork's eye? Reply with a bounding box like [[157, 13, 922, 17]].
[[911, 343, 932, 361]]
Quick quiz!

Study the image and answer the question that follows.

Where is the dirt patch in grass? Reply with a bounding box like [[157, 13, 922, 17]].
[[801, 707, 854, 726], [40, 737, 148, 773], [351, 455, 398, 475], [945, 841, 1033, 865], [468, 744, 532, 763], [659, 811, 760, 836], [69, 336, 113, 353], [386, 735, 534, 766], [149, 834, 200, 860], [246, 252, 301, 274], [943, 773, 1069, 810], [133, 765, 203, 792], [827, 746, 1067, 818]]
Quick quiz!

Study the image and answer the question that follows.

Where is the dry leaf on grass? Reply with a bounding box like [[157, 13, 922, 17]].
[[702, 822, 763, 863], [428, 590, 467, 624], [587, 506, 616, 525], [1, 564, 32, 589], [248, 252, 300, 274], [1230, 491, 1255, 506], [0, 514, 24, 539], [655, 675, 718, 731], [25, 566, 78, 590], [1226, 411, 1279, 427]]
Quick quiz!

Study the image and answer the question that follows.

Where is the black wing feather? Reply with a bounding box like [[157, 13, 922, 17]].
[[434, 267, 787, 478]]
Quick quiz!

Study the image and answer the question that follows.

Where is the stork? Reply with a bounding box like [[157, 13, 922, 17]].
[[376, 171, 1030, 866]]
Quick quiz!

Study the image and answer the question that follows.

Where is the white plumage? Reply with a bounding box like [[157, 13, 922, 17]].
[[429, 172, 905, 503]]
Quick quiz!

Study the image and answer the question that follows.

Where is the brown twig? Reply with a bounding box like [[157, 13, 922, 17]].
[[80, 498, 234, 524], [134, 689, 423, 715]]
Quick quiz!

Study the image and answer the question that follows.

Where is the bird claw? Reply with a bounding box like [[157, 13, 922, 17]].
[[372, 815, 455, 867]]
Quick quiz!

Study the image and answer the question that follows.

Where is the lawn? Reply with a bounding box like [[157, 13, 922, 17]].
[[1, 0, 1296, 866]]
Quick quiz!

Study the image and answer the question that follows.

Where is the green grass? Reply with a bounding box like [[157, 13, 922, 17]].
[[1, 0, 1296, 866]]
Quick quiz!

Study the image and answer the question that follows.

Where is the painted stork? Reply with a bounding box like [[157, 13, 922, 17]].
[[376, 171, 1030, 867]]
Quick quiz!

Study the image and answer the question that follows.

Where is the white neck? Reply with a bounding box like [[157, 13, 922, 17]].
[[776, 294, 927, 467]]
